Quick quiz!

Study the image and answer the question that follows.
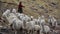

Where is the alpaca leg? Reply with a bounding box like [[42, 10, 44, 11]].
[[46, 32, 47, 34], [37, 30, 40, 34], [15, 31, 17, 34], [40, 30, 42, 34], [30, 30, 31, 34], [34, 31, 36, 34], [47, 32, 49, 34], [31, 30, 33, 34], [24, 29, 27, 34], [32, 30, 33, 34], [27, 30, 29, 34], [26, 30, 28, 34], [29, 30, 32, 34], [32, 30, 34, 34]]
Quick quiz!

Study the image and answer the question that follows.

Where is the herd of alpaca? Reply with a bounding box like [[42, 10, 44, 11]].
[[1, 9, 58, 34]]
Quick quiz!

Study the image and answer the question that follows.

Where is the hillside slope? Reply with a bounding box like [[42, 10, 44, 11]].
[[0, 0, 60, 19]]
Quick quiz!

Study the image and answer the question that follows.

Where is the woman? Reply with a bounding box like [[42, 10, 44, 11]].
[[18, 2, 25, 13]]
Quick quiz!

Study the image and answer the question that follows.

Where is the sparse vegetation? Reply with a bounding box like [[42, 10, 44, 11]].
[[0, 0, 60, 19]]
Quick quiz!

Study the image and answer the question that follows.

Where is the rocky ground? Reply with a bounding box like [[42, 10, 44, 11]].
[[0, 0, 60, 34], [0, 0, 60, 18]]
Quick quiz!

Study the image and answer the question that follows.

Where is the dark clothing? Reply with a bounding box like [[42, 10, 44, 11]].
[[18, 8, 23, 13], [18, 2, 24, 13]]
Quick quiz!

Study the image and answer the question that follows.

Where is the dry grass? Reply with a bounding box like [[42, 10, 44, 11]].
[[0, 0, 60, 19]]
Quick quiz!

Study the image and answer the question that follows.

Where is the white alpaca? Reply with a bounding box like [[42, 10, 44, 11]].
[[33, 19, 39, 25], [34, 25, 40, 31], [2, 9, 10, 18], [43, 25, 50, 34], [38, 15, 46, 26], [12, 9, 16, 14], [39, 25, 50, 34], [15, 13, 25, 20], [37, 16, 46, 34], [16, 13, 31, 22], [26, 21, 35, 30], [48, 15, 57, 27], [2, 9, 11, 26], [21, 15, 31, 22], [5, 13, 24, 34], [12, 19, 23, 30], [34, 25, 40, 34], [26, 21, 35, 34], [30, 16, 34, 20], [12, 19, 23, 34], [7, 13, 18, 25], [52, 17, 57, 27]]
